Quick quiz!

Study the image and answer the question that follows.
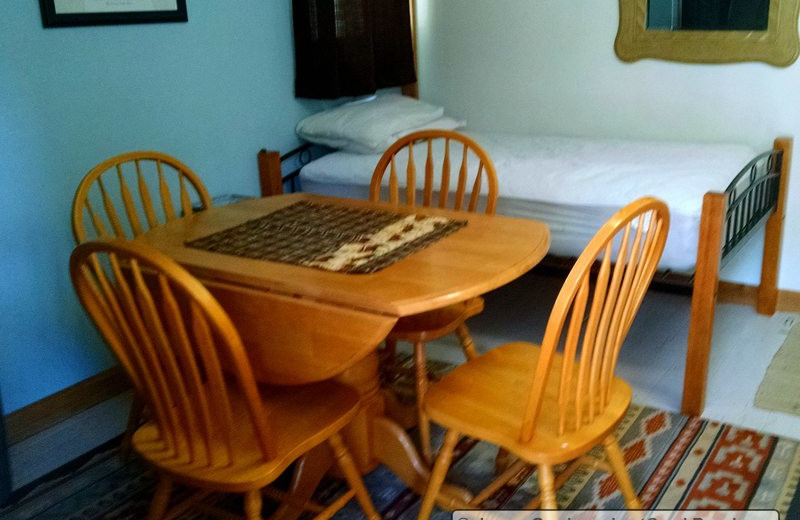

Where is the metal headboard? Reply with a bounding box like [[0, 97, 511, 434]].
[[278, 143, 316, 193]]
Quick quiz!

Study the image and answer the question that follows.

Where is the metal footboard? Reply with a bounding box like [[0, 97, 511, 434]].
[[721, 148, 783, 263]]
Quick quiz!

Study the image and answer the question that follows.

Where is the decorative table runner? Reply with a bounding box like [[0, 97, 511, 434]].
[[186, 200, 467, 274]]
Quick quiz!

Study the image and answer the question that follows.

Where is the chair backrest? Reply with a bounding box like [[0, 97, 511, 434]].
[[519, 197, 670, 442], [72, 151, 213, 243], [70, 239, 274, 466], [370, 130, 499, 214]]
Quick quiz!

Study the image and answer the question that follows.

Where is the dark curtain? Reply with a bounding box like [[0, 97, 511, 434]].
[[292, 0, 417, 99]]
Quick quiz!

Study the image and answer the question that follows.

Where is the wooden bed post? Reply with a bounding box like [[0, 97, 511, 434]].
[[682, 136, 792, 416], [682, 192, 725, 416], [757, 137, 792, 315], [257, 149, 283, 197]]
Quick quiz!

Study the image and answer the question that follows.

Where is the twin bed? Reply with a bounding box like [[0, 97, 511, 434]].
[[258, 130, 790, 417], [298, 133, 762, 272]]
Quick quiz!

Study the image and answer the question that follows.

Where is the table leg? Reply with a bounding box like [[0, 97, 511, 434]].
[[373, 417, 473, 509], [269, 444, 333, 520], [336, 353, 473, 509]]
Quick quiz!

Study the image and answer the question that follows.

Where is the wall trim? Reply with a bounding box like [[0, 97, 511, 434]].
[[3, 367, 129, 446], [718, 281, 800, 312], [718, 281, 758, 306], [778, 288, 800, 312]]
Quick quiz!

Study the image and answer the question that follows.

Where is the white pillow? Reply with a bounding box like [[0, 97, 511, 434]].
[[296, 93, 445, 154], [341, 116, 467, 155]]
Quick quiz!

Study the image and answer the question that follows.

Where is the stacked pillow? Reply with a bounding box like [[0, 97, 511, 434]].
[[296, 93, 465, 155]]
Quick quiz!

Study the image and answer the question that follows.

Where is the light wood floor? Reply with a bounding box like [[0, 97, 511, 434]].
[[8, 272, 800, 490]]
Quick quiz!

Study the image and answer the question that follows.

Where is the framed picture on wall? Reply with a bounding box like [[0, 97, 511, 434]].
[[39, 0, 188, 28]]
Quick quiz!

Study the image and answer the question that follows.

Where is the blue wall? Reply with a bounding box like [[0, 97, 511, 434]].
[[0, 2, 326, 413]]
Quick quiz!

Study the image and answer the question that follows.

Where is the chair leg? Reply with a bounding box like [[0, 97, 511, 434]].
[[244, 489, 263, 520], [525, 456, 588, 510], [494, 447, 513, 474], [471, 457, 527, 506], [537, 464, 558, 520], [413, 341, 432, 464], [418, 429, 460, 520], [328, 432, 380, 520], [147, 477, 173, 520], [120, 394, 144, 459], [455, 323, 479, 360], [602, 435, 642, 509]]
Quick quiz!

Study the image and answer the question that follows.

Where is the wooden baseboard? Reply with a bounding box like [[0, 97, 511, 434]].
[[717, 282, 800, 312], [3, 367, 129, 446], [718, 282, 758, 306], [778, 289, 800, 312]]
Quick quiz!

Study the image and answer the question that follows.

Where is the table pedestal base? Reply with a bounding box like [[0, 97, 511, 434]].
[[372, 416, 473, 509], [270, 353, 472, 520], [269, 444, 334, 520]]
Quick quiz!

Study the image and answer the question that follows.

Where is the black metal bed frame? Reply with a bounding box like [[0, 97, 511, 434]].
[[721, 148, 783, 264], [277, 142, 316, 194]]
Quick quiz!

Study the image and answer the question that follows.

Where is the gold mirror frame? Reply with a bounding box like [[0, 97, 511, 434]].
[[615, 0, 800, 66]]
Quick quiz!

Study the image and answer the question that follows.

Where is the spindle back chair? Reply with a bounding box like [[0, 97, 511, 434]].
[[523, 197, 669, 439], [417, 197, 670, 519], [72, 151, 212, 243], [370, 129, 499, 214], [369, 130, 499, 464], [70, 239, 378, 520], [71, 151, 213, 460]]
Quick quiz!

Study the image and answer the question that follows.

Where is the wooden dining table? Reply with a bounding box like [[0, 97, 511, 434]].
[[134, 192, 550, 516]]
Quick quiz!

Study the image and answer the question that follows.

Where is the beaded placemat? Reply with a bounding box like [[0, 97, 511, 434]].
[[185, 200, 467, 274]]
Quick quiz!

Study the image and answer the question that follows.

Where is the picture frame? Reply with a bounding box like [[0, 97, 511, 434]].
[[614, 0, 800, 67], [39, 0, 188, 28]]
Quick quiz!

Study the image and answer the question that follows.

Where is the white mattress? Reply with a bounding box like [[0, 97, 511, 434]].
[[300, 132, 757, 272]]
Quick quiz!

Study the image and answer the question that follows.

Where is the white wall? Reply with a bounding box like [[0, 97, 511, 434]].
[[416, 0, 800, 289]]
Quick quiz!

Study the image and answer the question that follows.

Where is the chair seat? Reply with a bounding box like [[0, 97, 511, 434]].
[[388, 297, 484, 342], [133, 380, 360, 492], [424, 342, 632, 464]]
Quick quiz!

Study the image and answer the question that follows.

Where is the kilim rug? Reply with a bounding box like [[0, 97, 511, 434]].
[[2, 358, 799, 519], [756, 322, 800, 417]]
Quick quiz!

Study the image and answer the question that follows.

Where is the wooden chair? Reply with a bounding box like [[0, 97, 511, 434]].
[[72, 151, 213, 456], [72, 151, 213, 243], [370, 130, 499, 463], [70, 239, 380, 520], [417, 197, 670, 519]]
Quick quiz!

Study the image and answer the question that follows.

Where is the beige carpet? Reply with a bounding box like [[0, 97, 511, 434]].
[[755, 322, 800, 416]]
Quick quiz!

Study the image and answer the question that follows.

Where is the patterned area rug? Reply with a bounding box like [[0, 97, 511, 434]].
[[3, 358, 799, 519]]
